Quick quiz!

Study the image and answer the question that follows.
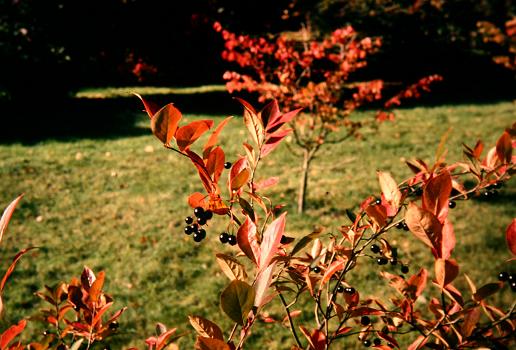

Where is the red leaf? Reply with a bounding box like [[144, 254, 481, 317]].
[[134, 93, 160, 118], [176, 120, 214, 151], [228, 158, 248, 195], [253, 177, 279, 192], [254, 262, 275, 308], [81, 266, 96, 290], [506, 218, 516, 255], [0, 319, 26, 350], [473, 282, 503, 302], [320, 260, 345, 286], [496, 131, 512, 164], [462, 306, 481, 337], [261, 128, 292, 157], [422, 170, 452, 223], [407, 336, 427, 350], [259, 212, 286, 270], [259, 100, 281, 129], [405, 202, 443, 258], [0, 194, 23, 244], [206, 147, 225, 184], [150, 103, 183, 146], [236, 216, 260, 265], [434, 258, 459, 289], [441, 219, 455, 260], [0, 247, 36, 293], [203, 116, 233, 154], [266, 108, 303, 133], [187, 150, 215, 193], [406, 268, 427, 301]]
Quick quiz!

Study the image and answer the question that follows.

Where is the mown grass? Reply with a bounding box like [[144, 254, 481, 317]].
[[0, 101, 514, 349], [74, 85, 226, 99]]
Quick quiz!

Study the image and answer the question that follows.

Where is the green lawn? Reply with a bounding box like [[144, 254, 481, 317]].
[[0, 101, 514, 349]]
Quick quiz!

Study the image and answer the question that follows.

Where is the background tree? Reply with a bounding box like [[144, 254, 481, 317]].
[[215, 23, 441, 213]]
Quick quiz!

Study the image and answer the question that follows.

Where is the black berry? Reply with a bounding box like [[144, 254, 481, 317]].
[[109, 321, 119, 330], [219, 232, 229, 244], [224, 162, 232, 169], [189, 224, 198, 233], [336, 285, 344, 293], [414, 187, 423, 196], [510, 281, 516, 292], [360, 316, 370, 326], [344, 287, 355, 294], [193, 231, 204, 242], [401, 265, 409, 274], [498, 271, 509, 282], [197, 216, 207, 226], [390, 258, 398, 265], [375, 198, 381, 205], [377, 257, 388, 265], [402, 222, 409, 231], [203, 210, 213, 221], [194, 207, 205, 217], [370, 244, 381, 254], [395, 222, 404, 229], [280, 235, 288, 244], [312, 266, 321, 274], [493, 182, 502, 189], [391, 247, 398, 258], [184, 226, 194, 235], [508, 273, 515, 282], [363, 340, 371, 347], [373, 338, 381, 346], [185, 216, 194, 225], [227, 234, 237, 246], [448, 200, 456, 209]]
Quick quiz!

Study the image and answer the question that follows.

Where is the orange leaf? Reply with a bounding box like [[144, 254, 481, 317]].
[[150, 103, 182, 146], [176, 120, 214, 151], [0, 319, 26, 350], [230, 169, 250, 191], [188, 192, 207, 209], [434, 258, 459, 289], [405, 202, 443, 258], [320, 260, 345, 286], [203, 117, 233, 154], [134, 93, 160, 118], [496, 131, 512, 164], [194, 337, 230, 350], [0, 194, 24, 244]]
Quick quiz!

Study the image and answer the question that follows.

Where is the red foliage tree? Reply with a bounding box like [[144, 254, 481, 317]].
[[215, 22, 442, 213]]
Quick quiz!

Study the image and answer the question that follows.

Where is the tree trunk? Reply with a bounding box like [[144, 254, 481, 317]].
[[297, 148, 312, 214]]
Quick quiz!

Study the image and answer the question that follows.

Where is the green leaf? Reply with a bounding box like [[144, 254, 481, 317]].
[[220, 280, 255, 325], [291, 228, 324, 256]]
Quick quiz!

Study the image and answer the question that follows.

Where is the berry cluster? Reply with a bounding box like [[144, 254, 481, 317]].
[[219, 232, 237, 245], [370, 244, 409, 274], [184, 207, 213, 242], [498, 271, 516, 292]]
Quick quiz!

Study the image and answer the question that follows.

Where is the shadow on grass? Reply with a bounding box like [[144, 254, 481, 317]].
[[0, 91, 246, 145]]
